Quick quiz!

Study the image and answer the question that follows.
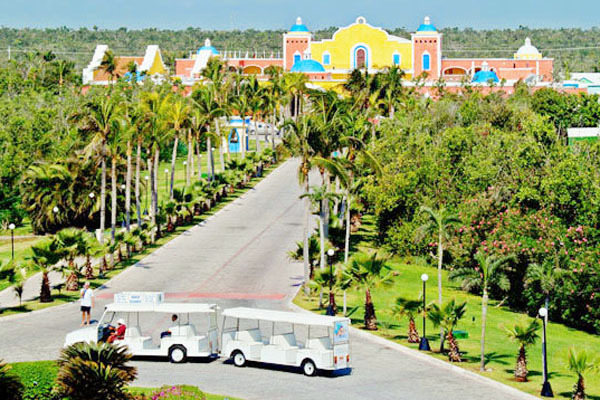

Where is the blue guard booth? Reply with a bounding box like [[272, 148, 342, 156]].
[[227, 117, 250, 153]]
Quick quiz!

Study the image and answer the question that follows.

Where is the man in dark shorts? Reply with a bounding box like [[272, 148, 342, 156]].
[[80, 281, 94, 326]]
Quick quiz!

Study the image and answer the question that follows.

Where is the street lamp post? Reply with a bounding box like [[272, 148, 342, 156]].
[[539, 307, 554, 397], [8, 223, 15, 260], [326, 248, 335, 316], [419, 273, 431, 351]]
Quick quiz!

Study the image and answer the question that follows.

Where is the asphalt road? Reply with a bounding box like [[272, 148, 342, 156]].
[[0, 159, 532, 400]]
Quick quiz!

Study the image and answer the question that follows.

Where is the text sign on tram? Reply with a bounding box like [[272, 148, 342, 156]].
[[114, 292, 164, 305]]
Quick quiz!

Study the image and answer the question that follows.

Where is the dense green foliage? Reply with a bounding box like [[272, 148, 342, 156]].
[[363, 84, 600, 333], [0, 25, 599, 72], [9, 360, 58, 400]]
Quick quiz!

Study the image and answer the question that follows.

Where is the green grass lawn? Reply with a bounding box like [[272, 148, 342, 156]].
[[294, 216, 600, 399], [9, 360, 239, 400], [0, 157, 281, 316]]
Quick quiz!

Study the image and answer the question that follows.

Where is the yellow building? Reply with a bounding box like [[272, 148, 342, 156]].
[[309, 17, 413, 76]]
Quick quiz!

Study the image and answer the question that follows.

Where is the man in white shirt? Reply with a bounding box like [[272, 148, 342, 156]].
[[80, 281, 94, 326]]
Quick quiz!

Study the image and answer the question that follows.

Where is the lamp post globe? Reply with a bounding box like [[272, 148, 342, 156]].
[[89, 192, 95, 199], [165, 169, 169, 174], [327, 248, 335, 257], [419, 273, 431, 351], [53, 206, 59, 213], [539, 307, 553, 397], [8, 223, 15, 230]]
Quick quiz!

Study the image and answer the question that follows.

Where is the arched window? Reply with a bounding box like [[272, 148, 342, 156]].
[[393, 52, 401, 66], [293, 51, 301, 64], [322, 52, 331, 65], [422, 52, 431, 71]]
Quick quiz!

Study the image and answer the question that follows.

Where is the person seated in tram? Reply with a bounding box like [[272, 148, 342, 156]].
[[160, 314, 179, 338], [107, 319, 127, 343]]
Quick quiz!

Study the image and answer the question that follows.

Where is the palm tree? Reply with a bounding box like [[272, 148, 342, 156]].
[[193, 85, 224, 182], [525, 259, 563, 324], [450, 252, 512, 371], [265, 66, 285, 159], [106, 117, 127, 250], [505, 319, 540, 382], [80, 96, 123, 244], [567, 348, 598, 400], [393, 298, 422, 343], [245, 74, 265, 153], [166, 97, 191, 197], [232, 90, 250, 159], [55, 228, 86, 291], [283, 72, 308, 121], [300, 185, 341, 271], [28, 238, 62, 302], [428, 299, 467, 361], [379, 66, 405, 118], [417, 205, 460, 346], [56, 342, 137, 400], [284, 116, 317, 295], [99, 50, 119, 83], [0, 360, 23, 400], [8, 264, 27, 307], [342, 252, 394, 330]]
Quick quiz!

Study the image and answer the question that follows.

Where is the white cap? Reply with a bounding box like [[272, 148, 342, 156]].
[[117, 318, 125, 325]]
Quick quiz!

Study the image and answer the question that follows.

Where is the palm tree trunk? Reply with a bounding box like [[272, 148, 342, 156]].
[[408, 317, 420, 343], [447, 331, 462, 362], [126, 140, 132, 231], [215, 122, 225, 171], [196, 142, 202, 181], [135, 139, 142, 226], [255, 115, 260, 153], [187, 133, 192, 186], [147, 151, 154, 221], [170, 136, 178, 199], [573, 375, 585, 400], [319, 215, 325, 271], [206, 136, 213, 182], [241, 119, 246, 158], [153, 148, 159, 224], [323, 171, 330, 239], [271, 108, 277, 161], [40, 271, 52, 303], [515, 345, 528, 381], [303, 177, 310, 296], [344, 190, 351, 263], [100, 140, 106, 244], [438, 230, 444, 348], [110, 157, 117, 267], [480, 289, 488, 372], [365, 288, 377, 330]]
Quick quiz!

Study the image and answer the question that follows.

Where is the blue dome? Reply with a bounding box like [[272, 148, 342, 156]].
[[290, 59, 326, 73], [472, 70, 500, 83], [198, 46, 219, 55], [290, 24, 310, 32], [417, 24, 437, 32], [416, 16, 437, 32]]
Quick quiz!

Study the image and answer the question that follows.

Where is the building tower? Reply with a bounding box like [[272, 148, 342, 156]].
[[283, 17, 311, 71], [411, 16, 442, 80]]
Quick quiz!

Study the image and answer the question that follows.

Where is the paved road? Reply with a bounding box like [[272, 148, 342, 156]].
[[0, 159, 531, 400]]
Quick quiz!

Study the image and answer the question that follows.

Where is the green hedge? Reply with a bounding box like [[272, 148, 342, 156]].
[[11, 361, 59, 400]]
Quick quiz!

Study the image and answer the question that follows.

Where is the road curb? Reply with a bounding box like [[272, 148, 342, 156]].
[[288, 302, 540, 400]]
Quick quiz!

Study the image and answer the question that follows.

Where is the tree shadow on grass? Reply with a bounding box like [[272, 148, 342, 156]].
[[503, 369, 568, 380], [464, 352, 511, 366]]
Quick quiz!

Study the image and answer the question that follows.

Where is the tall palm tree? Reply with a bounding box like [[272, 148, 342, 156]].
[[193, 85, 224, 182], [55, 228, 86, 291], [567, 348, 598, 400], [342, 252, 394, 330], [283, 72, 308, 121], [99, 50, 119, 84], [450, 252, 512, 371], [505, 319, 540, 382], [106, 118, 127, 247], [56, 342, 137, 400], [28, 238, 62, 302], [284, 116, 317, 295], [417, 205, 460, 345], [245, 74, 265, 153], [80, 95, 123, 244], [190, 109, 207, 181], [232, 90, 250, 159], [379, 65, 405, 118], [166, 97, 191, 197], [265, 66, 285, 159], [428, 299, 467, 361]]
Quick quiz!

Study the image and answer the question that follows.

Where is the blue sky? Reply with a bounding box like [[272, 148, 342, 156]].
[[1, 0, 599, 30]]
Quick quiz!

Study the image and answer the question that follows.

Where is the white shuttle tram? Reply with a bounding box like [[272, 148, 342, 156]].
[[64, 292, 351, 376]]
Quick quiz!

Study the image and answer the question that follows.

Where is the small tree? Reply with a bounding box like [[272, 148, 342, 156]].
[[10, 266, 27, 307], [392, 298, 422, 343], [567, 348, 598, 400], [56, 342, 137, 400], [450, 252, 512, 371], [505, 319, 540, 382], [342, 253, 394, 330], [428, 299, 467, 362], [28, 238, 62, 303]]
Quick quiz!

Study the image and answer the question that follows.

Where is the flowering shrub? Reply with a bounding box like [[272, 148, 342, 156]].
[[133, 385, 207, 400]]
